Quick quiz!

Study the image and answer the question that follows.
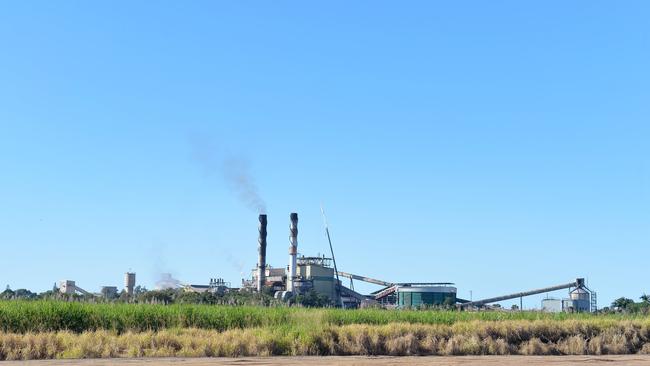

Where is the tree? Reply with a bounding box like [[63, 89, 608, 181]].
[[133, 285, 148, 296], [138, 289, 176, 304], [294, 290, 332, 307], [14, 289, 37, 299], [640, 294, 650, 304], [612, 297, 635, 310], [0, 288, 15, 300]]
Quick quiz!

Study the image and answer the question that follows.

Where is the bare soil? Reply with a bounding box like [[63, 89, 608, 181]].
[[5, 356, 650, 366]]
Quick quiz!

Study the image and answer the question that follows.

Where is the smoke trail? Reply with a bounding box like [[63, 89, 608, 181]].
[[189, 135, 266, 213], [222, 157, 267, 213]]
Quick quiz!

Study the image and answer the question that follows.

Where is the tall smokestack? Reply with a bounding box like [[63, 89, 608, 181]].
[[287, 213, 298, 292], [257, 214, 267, 292]]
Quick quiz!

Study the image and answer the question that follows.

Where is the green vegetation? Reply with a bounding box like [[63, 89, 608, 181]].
[[0, 300, 645, 334], [2, 300, 650, 359], [0, 285, 281, 306], [2, 319, 650, 360], [607, 295, 650, 314]]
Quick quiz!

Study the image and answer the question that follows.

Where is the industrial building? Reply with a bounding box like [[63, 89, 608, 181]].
[[244, 212, 598, 312], [184, 278, 231, 295], [59, 272, 136, 298], [100, 286, 118, 299], [52, 212, 597, 312], [246, 213, 457, 308], [395, 284, 457, 308], [542, 286, 595, 313]]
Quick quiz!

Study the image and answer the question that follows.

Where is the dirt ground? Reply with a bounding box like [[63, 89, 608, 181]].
[[5, 356, 650, 366]]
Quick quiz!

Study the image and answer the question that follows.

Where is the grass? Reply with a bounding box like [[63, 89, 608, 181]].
[[0, 300, 640, 333], [2, 320, 650, 360], [1, 301, 650, 359]]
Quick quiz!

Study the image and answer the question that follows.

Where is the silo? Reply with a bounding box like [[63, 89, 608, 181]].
[[124, 272, 136, 295], [59, 280, 76, 295], [569, 287, 590, 312]]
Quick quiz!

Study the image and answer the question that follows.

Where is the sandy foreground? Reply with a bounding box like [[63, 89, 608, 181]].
[[4, 356, 650, 366]]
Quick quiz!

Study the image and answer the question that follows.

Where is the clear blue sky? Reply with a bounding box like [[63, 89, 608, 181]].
[[0, 2, 648, 309]]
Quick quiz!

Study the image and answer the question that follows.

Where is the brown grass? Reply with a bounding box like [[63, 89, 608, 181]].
[[2, 320, 650, 360], [0, 320, 650, 360]]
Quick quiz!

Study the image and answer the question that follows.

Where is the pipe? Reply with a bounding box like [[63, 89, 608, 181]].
[[460, 279, 582, 308], [257, 214, 267, 292], [287, 213, 298, 292]]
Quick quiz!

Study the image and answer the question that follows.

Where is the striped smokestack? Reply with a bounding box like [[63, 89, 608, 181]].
[[287, 213, 298, 292], [257, 214, 267, 292]]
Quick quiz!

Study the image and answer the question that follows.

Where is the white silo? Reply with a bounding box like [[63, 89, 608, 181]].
[[569, 287, 590, 312]]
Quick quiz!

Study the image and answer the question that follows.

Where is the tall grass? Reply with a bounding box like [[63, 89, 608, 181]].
[[0, 301, 294, 333], [0, 301, 639, 334], [2, 301, 649, 359], [2, 320, 650, 360]]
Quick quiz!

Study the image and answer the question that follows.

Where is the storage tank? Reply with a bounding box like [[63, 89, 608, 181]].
[[541, 298, 563, 312], [569, 287, 590, 312], [124, 272, 136, 295]]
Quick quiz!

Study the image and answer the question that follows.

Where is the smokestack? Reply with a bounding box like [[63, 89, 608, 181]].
[[287, 213, 298, 292], [257, 214, 268, 292]]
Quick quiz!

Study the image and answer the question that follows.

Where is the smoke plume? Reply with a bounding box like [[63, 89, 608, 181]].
[[155, 273, 184, 290], [189, 135, 266, 213], [222, 157, 266, 213]]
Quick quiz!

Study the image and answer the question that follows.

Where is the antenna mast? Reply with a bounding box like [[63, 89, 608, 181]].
[[321, 205, 344, 308]]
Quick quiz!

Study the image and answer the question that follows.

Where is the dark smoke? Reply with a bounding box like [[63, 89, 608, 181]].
[[222, 157, 267, 213], [189, 135, 266, 213]]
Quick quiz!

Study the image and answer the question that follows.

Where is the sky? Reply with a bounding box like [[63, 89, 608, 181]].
[[0, 2, 648, 309]]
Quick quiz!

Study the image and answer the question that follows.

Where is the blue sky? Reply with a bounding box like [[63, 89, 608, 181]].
[[0, 2, 648, 309]]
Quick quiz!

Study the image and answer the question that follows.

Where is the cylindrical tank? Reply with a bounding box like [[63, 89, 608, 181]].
[[257, 214, 268, 292], [124, 272, 136, 295], [569, 287, 590, 312]]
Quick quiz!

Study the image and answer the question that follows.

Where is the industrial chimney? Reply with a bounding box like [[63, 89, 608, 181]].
[[287, 213, 298, 293], [257, 214, 268, 292]]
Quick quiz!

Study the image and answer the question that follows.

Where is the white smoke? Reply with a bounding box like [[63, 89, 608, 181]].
[[155, 273, 184, 290]]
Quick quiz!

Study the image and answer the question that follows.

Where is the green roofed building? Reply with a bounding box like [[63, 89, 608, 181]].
[[396, 284, 457, 308]]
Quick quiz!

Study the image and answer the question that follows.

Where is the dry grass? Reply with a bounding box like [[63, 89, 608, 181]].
[[2, 320, 650, 360]]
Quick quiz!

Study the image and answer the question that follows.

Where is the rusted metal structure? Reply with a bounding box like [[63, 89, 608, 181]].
[[287, 213, 298, 293], [257, 214, 267, 292]]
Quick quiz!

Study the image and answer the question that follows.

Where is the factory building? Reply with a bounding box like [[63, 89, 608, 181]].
[[59, 280, 77, 295], [100, 286, 118, 299], [184, 278, 231, 294], [396, 284, 457, 308], [247, 213, 368, 306], [541, 287, 593, 313], [243, 212, 597, 311], [295, 256, 337, 300]]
